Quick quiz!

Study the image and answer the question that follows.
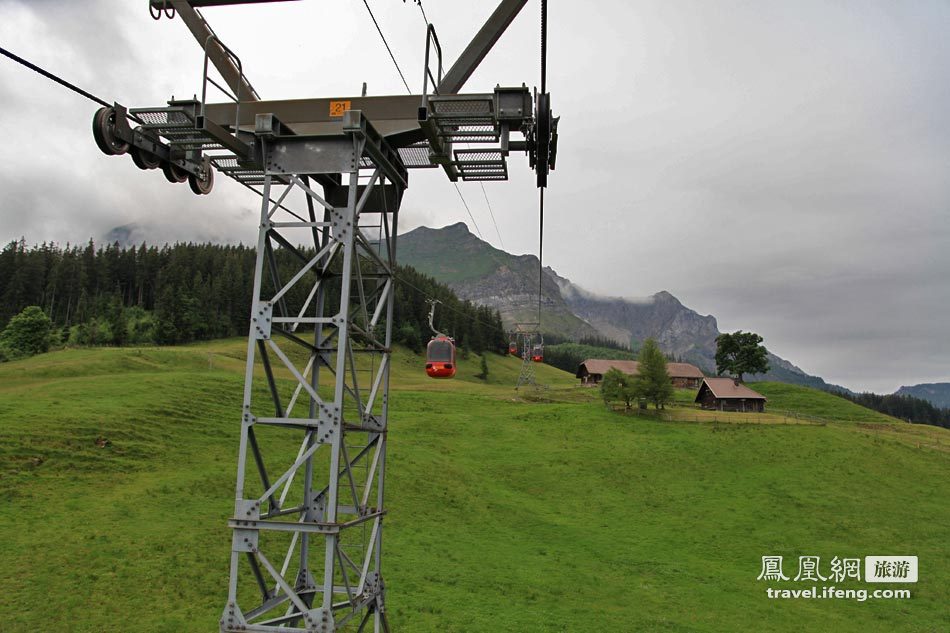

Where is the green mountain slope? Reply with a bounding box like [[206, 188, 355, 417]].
[[399, 223, 598, 339], [0, 343, 947, 632]]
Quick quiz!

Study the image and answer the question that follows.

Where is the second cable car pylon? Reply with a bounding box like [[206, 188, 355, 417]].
[[513, 323, 543, 389]]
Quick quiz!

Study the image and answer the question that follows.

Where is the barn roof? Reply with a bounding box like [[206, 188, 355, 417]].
[[577, 359, 639, 378], [697, 377, 767, 401], [667, 362, 704, 379], [576, 359, 705, 379]]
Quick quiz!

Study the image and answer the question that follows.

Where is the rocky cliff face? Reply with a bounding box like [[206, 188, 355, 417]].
[[550, 268, 721, 367], [399, 222, 828, 385]]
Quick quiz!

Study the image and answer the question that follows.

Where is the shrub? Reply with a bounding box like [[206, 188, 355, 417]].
[[0, 306, 52, 359], [601, 368, 638, 410]]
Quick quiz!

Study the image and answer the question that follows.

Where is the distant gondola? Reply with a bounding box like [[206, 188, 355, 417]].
[[531, 344, 543, 362], [508, 341, 518, 355], [426, 335, 457, 378]]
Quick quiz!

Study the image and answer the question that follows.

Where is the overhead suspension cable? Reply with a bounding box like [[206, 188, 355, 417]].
[[393, 273, 500, 331], [381, 3, 495, 248], [479, 181, 504, 250], [361, 0, 412, 94], [452, 182, 484, 240], [459, 139, 505, 249], [1, 45, 118, 112], [460, 141, 505, 250]]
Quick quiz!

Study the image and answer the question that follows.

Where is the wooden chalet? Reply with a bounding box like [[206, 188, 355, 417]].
[[576, 359, 705, 388], [695, 377, 767, 412]]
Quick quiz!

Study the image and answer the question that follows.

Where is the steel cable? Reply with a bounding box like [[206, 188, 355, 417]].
[[479, 181, 504, 250], [453, 182, 484, 241], [1, 45, 145, 124], [361, 0, 412, 94], [2, 45, 113, 111], [393, 274, 501, 332]]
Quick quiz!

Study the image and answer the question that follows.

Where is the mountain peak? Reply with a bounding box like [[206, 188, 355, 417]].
[[403, 222, 478, 242], [430, 221, 475, 237], [403, 221, 471, 236], [653, 290, 679, 303]]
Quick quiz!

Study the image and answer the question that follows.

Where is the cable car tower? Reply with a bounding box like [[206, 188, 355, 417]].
[[86, 1, 558, 630], [513, 322, 543, 390]]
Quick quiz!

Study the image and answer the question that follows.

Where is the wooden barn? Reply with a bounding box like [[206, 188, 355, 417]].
[[576, 359, 639, 385], [695, 377, 767, 412], [666, 363, 705, 388], [576, 359, 705, 388]]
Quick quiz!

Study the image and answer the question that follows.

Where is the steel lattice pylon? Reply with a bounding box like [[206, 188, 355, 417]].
[[514, 326, 540, 390], [515, 348, 536, 389], [222, 112, 405, 632]]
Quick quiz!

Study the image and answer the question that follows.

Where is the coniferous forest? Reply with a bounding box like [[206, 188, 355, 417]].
[[830, 389, 950, 429], [0, 239, 507, 354]]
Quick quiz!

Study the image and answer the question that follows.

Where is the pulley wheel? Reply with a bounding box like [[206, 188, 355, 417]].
[[188, 166, 214, 195], [161, 160, 189, 183], [129, 128, 161, 170], [130, 146, 161, 170], [92, 106, 129, 156]]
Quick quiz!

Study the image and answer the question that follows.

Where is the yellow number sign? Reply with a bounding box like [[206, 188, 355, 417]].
[[329, 100, 351, 117]]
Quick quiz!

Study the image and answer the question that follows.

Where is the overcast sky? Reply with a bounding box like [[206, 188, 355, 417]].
[[1, 0, 948, 393]]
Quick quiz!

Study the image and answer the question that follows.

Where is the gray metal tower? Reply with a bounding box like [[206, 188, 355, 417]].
[[514, 323, 542, 390], [220, 111, 405, 632], [516, 348, 537, 389], [86, 1, 558, 629]]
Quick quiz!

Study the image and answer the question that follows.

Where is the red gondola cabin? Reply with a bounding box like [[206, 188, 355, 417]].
[[426, 335, 456, 378], [531, 344, 543, 362], [508, 342, 518, 355]]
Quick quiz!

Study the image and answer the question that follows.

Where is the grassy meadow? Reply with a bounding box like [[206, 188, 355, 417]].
[[0, 340, 947, 632]]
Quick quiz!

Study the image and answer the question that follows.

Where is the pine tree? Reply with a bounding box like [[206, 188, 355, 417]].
[[108, 297, 128, 346], [476, 354, 489, 380]]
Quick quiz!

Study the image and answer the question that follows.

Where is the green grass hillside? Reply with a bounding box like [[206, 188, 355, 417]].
[[0, 342, 947, 632], [750, 381, 908, 423]]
